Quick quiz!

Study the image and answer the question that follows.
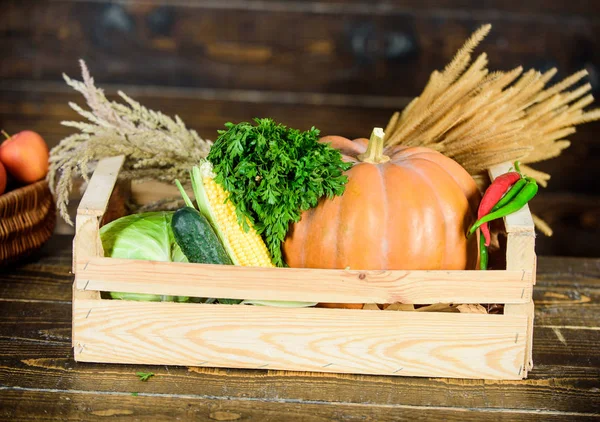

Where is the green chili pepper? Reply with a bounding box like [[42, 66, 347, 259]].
[[468, 177, 538, 237], [491, 177, 527, 212], [514, 161, 522, 174], [479, 232, 488, 270]]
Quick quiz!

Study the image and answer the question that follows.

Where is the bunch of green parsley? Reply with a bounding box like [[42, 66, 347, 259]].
[[207, 118, 352, 267]]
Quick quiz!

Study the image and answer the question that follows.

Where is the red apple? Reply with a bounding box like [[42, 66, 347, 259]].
[[0, 130, 49, 184], [0, 161, 6, 195]]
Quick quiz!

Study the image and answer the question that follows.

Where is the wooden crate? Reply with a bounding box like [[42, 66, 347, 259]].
[[72, 155, 536, 380]]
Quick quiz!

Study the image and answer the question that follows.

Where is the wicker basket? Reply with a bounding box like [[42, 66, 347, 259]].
[[0, 180, 56, 266]]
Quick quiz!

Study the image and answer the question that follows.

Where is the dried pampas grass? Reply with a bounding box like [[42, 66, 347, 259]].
[[48, 60, 212, 224], [384, 24, 600, 186]]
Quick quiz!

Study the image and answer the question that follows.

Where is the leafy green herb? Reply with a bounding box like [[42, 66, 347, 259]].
[[207, 118, 352, 267], [136, 372, 155, 382], [131, 392, 139, 396]]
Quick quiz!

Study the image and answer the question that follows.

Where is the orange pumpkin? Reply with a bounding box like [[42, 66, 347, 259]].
[[283, 128, 480, 272]]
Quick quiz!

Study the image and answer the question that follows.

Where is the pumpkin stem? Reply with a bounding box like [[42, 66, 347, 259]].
[[357, 128, 390, 164]]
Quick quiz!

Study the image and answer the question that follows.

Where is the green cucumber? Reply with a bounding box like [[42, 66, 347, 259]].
[[171, 206, 233, 265]]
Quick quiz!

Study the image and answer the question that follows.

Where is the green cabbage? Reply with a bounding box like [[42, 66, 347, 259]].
[[100, 211, 189, 302]]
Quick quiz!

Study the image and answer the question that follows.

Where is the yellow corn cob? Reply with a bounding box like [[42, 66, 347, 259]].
[[192, 161, 275, 267]]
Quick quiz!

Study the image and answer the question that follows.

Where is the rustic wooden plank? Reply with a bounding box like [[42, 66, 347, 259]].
[[504, 301, 534, 377], [533, 326, 600, 368], [77, 156, 124, 217], [0, 265, 73, 302], [72, 299, 527, 379], [1, 346, 599, 414], [2, 288, 598, 362], [22, 0, 600, 16], [534, 286, 600, 328], [75, 257, 534, 304], [533, 256, 600, 328], [187, 0, 600, 16], [536, 256, 600, 282], [534, 257, 600, 326], [2, 244, 600, 380], [0, 282, 600, 418], [0, 301, 71, 346], [6, 283, 587, 344], [0, 246, 598, 414], [4, 237, 598, 325], [3, 237, 599, 327], [130, 180, 189, 206], [1, 342, 599, 417], [1, 388, 598, 422], [531, 193, 600, 219], [1, 1, 598, 98], [72, 157, 125, 303], [529, 193, 600, 257], [1, 82, 599, 172], [72, 215, 103, 301], [11, 236, 597, 295], [1, 337, 600, 414], [0, 303, 583, 369], [533, 155, 600, 195]]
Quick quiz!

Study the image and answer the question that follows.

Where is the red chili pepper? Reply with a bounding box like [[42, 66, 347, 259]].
[[469, 178, 538, 237], [477, 170, 522, 246]]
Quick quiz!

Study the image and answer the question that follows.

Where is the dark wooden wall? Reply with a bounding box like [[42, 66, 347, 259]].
[[1, 0, 599, 257]]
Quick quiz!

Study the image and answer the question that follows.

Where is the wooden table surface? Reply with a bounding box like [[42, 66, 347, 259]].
[[1, 235, 599, 421]]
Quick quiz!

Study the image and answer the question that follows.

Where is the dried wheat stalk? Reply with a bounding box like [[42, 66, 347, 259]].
[[384, 24, 600, 186], [48, 60, 212, 224]]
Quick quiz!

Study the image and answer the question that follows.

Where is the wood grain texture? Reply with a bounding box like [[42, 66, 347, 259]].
[[529, 193, 600, 257], [72, 156, 125, 302], [72, 299, 528, 379], [130, 180, 189, 205], [1, 239, 600, 419], [74, 257, 534, 304], [77, 155, 124, 216], [18, 0, 600, 16], [504, 302, 535, 377], [2, 388, 598, 422], [5, 239, 600, 328], [73, 215, 103, 302], [0, 337, 599, 414], [1, 1, 598, 97]]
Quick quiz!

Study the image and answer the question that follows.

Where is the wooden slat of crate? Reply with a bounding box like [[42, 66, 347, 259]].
[[74, 257, 533, 304], [72, 299, 528, 380], [488, 163, 536, 378]]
